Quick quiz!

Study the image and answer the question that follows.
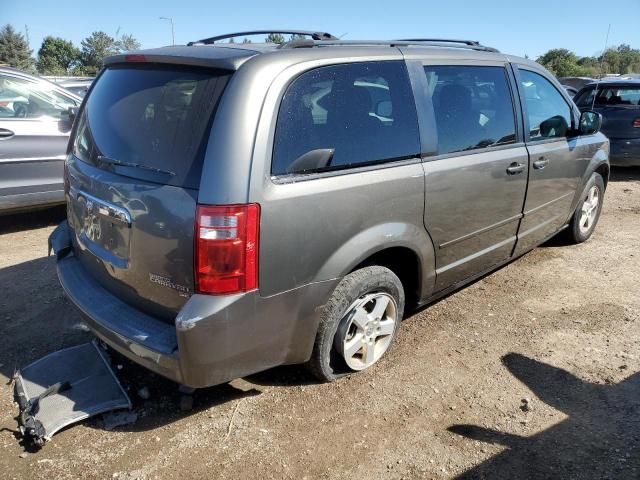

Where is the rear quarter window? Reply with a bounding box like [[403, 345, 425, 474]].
[[74, 65, 229, 188], [272, 61, 420, 176]]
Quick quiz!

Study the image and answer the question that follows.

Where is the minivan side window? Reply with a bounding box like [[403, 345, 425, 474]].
[[423, 65, 517, 156], [0, 73, 77, 119], [271, 61, 420, 175], [519, 70, 571, 140]]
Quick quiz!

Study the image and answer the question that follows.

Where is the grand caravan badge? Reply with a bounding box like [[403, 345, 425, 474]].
[[149, 273, 192, 297]]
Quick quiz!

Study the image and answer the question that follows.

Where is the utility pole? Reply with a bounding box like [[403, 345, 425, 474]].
[[159, 17, 175, 46]]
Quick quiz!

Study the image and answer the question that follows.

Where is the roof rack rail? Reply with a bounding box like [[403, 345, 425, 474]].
[[279, 39, 499, 53], [188, 30, 338, 46], [397, 38, 481, 46]]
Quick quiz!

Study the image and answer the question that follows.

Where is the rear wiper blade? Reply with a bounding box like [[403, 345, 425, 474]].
[[97, 155, 175, 176]]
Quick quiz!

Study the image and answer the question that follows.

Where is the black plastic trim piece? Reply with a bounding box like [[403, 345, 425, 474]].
[[188, 30, 337, 46]]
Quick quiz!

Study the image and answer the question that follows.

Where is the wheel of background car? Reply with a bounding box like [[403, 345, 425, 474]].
[[307, 265, 405, 382], [565, 172, 605, 244]]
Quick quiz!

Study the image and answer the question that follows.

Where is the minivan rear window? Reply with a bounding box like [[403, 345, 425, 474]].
[[73, 65, 230, 188]]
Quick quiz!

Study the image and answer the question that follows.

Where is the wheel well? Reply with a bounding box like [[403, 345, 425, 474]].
[[596, 164, 609, 189], [352, 247, 421, 312]]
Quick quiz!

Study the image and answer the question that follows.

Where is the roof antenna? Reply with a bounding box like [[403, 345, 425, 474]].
[[591, 23, 611, 110]]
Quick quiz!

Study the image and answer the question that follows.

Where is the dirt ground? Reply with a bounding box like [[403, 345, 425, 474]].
[[1, 168, 639, 480]]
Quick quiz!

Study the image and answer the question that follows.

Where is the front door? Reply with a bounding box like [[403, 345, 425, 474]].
[[0, 72, 77, 211], [417, 63, 528, 291], [513, 67, 584, 255]]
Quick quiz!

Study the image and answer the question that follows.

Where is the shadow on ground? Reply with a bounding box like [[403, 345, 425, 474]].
[[449, 353, 640, 479], [0, 205, 66, 234], [610, 166, 640, 182]]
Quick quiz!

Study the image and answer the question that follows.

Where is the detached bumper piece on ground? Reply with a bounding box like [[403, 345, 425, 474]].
[[14, 341, 131, 447]]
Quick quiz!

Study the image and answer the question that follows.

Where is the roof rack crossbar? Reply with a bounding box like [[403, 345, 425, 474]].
[[279, 39, 499, 52], [188, 30, 338, 46]]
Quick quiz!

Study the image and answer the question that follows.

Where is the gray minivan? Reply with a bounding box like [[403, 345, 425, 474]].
[[49, 31, 609, 388]]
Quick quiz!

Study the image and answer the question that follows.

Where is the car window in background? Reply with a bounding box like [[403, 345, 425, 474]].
[[575, 85, 640, 107], [422, 65, 517, 155], [520, 70, 571, 140], [272, 61, 420, 175], [0, 73, 77, 119]]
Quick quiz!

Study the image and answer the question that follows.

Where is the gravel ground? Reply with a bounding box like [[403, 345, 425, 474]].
[[1, 168, 639, 480]]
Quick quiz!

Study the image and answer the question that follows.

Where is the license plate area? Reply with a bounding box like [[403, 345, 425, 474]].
[[74, 190, 132, 268]]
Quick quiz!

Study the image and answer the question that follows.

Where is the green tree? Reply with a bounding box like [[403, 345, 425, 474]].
[[242, 38, 252, 44], [537, 49, 581, 77], [593, 45, 640, 75], [0, 24, 34, 71], [80, 31, 118, 75], [116, 33, 141, 52], [36, 36, 80, 75], [577, 56, 599, 74], [599, 48, 621, 74], [265, 33, 285, 44]]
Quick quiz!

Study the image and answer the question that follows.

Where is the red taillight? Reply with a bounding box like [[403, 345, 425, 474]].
[[125, 54, 146, 62], [633, 118, 640, 128], [195, 204, 260, 295]]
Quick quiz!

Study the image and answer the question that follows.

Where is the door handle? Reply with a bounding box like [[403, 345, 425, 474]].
[[0, 128, 15, 139], [533, 157, 549, 170], [506, 162, 525, 175]]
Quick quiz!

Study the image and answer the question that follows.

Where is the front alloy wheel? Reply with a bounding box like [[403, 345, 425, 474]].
[[578, 185, 600, 236]]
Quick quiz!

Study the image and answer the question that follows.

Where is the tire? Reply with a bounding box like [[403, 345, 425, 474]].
[[307, 266, 405, 382], [565, 172, 605, 244]]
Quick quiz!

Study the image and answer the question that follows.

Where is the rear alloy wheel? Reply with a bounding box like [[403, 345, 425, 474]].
[[336, 292, 398, 371], [566, 172, 605, 244], [307, 266, 404, 382]]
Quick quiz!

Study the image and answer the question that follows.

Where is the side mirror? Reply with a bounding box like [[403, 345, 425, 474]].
[[539, 115, 569, 138], [375, 100, 392, 118], [578, 110, 602, 135], [65, 106, 79, 123], [286, 148, 335, 174]]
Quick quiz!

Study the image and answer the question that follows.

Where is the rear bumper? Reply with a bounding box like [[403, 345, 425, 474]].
[[610, 138, 640, 166], [53, 223, 337, 388]]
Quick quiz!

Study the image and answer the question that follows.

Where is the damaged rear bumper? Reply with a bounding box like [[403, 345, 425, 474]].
[[15, 341, 131, 446], [51, 222, 337, 388]]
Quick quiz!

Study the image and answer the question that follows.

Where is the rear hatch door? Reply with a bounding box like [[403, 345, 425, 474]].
[[598, 105, 640, 139], [66, 62, 230, 321]]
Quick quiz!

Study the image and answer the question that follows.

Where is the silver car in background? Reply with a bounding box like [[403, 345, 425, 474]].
[[0, 67, 81, 214]]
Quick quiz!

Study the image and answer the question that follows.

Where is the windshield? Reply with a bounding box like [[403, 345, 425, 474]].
[[73, 65, 230, 188], [575, 85, 640, 107]]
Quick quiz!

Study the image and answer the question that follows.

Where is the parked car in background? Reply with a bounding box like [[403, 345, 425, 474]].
[[0, 67, 81, 214], [60, 79, 93, 98], [558, 76, 595, 91], [562, 85, 579, 97], [574, 79, 640, 166], [49, 31, 609, 390]]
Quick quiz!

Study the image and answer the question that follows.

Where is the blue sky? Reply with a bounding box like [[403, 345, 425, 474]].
[[4, 0, 639, 59]]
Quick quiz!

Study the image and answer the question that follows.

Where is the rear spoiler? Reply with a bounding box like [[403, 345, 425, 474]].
[[104, 45, 258, 71]]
